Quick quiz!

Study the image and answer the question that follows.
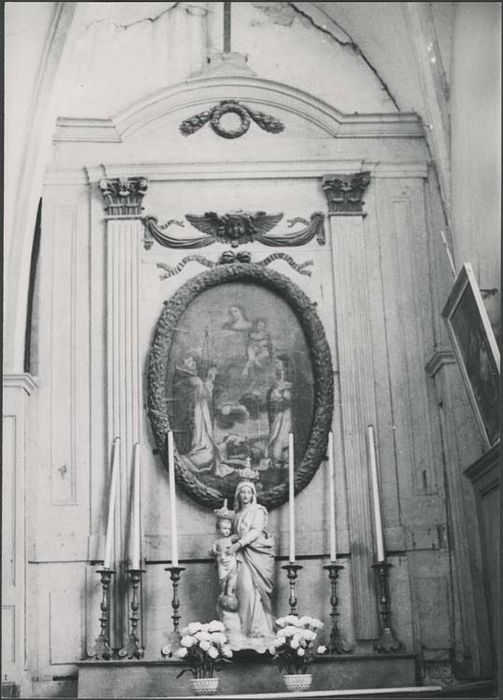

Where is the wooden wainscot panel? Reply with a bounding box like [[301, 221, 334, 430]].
[[46, 564, 86, 667], [2, 415, 16, 589], [415, 575, 451, 650], [34, 191, 91, 562], [464, 440, 500, 666], [1, 605, 16, 665]]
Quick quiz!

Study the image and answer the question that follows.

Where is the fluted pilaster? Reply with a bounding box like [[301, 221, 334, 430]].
[[323, 172, 378, 639], [100, 179, 147, 648]]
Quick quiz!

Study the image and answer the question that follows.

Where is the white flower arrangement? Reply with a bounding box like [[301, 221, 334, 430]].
[[171, 621, 233, 678], [270, 615, 326, 674]]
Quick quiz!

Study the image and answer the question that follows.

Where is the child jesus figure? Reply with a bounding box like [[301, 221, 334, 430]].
[[211, 501, 238, 613]]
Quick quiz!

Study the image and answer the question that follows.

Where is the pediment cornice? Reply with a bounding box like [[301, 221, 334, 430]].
[[54, 76, 424, 143]]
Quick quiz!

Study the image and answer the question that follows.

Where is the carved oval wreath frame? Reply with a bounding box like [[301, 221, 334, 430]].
[[147, 262, 334, 510]]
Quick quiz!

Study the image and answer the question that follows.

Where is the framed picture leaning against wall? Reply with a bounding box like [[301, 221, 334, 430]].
[[442, 263, 500, 447]]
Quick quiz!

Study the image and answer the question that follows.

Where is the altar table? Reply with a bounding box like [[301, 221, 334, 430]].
[[77, 653, 421, 698]]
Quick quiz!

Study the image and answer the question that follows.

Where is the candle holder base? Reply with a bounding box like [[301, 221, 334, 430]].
[[166, 566, 186, 636], [282, 562, 303, 615], [90, 568, 115, 660], [92, 634, 113, 661], [119, 633, 145, 660], [374, 626, 401, 654], [118, 568, 145, 660], [329, 628, 353, 655], [372, 561, 401, 654], [323, 562, 352, 654]]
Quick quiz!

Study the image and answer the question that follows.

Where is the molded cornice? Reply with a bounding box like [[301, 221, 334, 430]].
[[54, 76, 424, 143], [80, 161, 428, 186], [425, 348, 456, 378], [3, 373, 39, 395]]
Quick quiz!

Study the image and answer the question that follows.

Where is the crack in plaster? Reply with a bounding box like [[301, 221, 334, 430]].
[[288, 2, 401, 111], [251, 2, 296, 26], [86, 3, 207, 32]]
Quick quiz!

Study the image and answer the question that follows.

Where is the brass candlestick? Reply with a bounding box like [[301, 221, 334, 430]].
[[372, 561, 401, 653], [323, 561, 352, 654], [282, 562, 303, 615], [166, 565, 186, 635], [92, 568, 115, 660], [119, 568, 145, 659]]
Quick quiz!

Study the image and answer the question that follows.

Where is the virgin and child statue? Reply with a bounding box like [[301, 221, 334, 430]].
[[211, 480, 275, 651]]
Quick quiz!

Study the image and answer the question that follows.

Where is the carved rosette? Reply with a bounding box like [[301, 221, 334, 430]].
[[99, 177, 148, 217], [322, 172, 371, 216]]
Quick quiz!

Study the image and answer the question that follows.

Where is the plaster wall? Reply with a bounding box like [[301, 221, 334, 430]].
[[450, 2, 501, 332], [57, 2, 396, 120], [4, 2, 77, 374], [430, 2, 455, 86], [4, 2, 55, 259]]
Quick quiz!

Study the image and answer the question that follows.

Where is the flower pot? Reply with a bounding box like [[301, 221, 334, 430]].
[[283, 673, 313, 692], [190, 677, 219, 696]]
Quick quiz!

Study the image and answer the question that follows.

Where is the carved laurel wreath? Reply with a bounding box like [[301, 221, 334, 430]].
[[180, 100, 285, 139], [147, 263, 334, 510]]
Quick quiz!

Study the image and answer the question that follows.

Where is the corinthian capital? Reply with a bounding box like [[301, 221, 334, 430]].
[[321, 172, 371, 216], [99, 177, 148, 217]]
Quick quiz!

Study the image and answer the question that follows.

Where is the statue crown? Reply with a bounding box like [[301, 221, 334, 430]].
[[214, 499, 235, 521], [239, 460, 260, 482]]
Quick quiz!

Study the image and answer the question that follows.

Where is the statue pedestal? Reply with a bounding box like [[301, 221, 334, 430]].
[[77, 653, 419, 698]]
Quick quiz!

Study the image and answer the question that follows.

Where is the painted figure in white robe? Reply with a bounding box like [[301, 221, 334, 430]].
[[172, 354, 218, 471], [228, 481, 275, 643], [267, 353, 293, 467], [242, 318, 273, 378]]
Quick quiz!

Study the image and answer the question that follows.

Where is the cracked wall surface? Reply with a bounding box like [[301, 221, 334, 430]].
[[252, 1, 400, 108], [81, 2, 202, 29], [58, 2, 208, 117], [56, 0, 397, 118]]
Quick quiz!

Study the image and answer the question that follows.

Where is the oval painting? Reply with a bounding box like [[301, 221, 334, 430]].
[[148, 264, 333, 509]]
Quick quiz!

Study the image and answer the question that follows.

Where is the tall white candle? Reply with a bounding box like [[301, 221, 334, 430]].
[[131, 443, 141, 570], [367, 425, 385, 562], [103, 437, 120, 569], [328, 432, 337, 561], [168, 431, 179, 567], [288, 432, 295, 562]]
